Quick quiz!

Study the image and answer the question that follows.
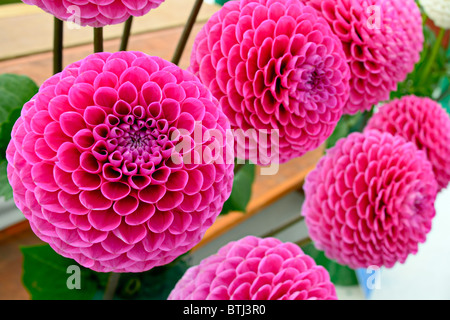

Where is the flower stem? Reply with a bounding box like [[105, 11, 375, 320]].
[[420, 28, 446, 86], [234, 163, 245, 175], [94, 27, 104, 53], [53, 18, 64, 74], [119, 17, 133, 52], [172, 0, 203, 65], [103, 273, 121, 300]]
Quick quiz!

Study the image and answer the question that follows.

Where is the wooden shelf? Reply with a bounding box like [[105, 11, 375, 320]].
[[193, 145, 324, 250]]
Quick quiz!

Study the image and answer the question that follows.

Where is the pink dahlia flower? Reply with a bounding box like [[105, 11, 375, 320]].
[[22, 0, 164, 27], [6, 52, 234, 273], [168, 236, 337, 300], [302, 130, 437, 269], [190, 0, 350, 165], [365, 95, 450, 191], [302, 0, 424, 115]]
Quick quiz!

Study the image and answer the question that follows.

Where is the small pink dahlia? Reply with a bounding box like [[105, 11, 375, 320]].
[[302, 0, 424, 115], [168, 236, 337, 300], [22, 0, 164, 27], [6, 52, 234, 273], [302, 130, 437, 269], [365, 95, 450, 191], [190, 0, 350, 165]]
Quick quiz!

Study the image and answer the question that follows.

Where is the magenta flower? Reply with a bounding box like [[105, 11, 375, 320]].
[[302, 0, 424, 115], [22, 0, 164, 27], [302, 130, 437, 269], [168, 236, 337, 300], [189, 0, 350, 165], [6, 52, 234, 273], [365, 95, 450, 191]]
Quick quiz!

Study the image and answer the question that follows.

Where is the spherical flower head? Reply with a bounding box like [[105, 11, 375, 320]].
[[168, 236, 337, 300], [419, 0, 450, 29], [22, 0, 164, 27], [6, 51, 234, 273], [302, 0, 424, 115], [365, 95, 450, 191], [189, 0, 350, 165], [302, 130, 437, 269]]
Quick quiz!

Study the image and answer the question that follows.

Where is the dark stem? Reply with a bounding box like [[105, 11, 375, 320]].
[[119, 17, 134, 51], [234, 162, 246, 175], [419, 28, 445, 87], [103, 273, 121, 300], [295, 237, 312, 248], [94, 27, 104, 53], [171, 0, 203, 65], [53, 18, 64, 74]]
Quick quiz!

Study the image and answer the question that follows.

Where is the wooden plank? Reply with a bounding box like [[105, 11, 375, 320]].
[[0, 1, 220, 61], [192, 145, 324, 250], [0, 24, 203, 85]]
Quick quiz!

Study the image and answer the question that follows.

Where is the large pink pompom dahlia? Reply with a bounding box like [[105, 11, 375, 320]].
[[168, 236, 337, 300], [6, 52, 234, 273], [190, 0, 350, 165], [365, 95, 450, 191], [302, 130, 437, 269], [302, 0, 424, 115], [22, 0, 164, 27]]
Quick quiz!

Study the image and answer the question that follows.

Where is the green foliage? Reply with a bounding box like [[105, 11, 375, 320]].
[[0, 159, 12, 200], [112, 256, 190, 300], [221, 162, 256, 215], [214, 0, 231, 6], [392, 25, 449, 100], [0, 74, 39, 200], [301, 242, 359, 286], [326, 110, 374, 149], [21, 243, 189, 300], [21, 244, 108, 300]]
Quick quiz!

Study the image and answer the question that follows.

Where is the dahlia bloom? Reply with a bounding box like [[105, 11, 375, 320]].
[[168, 236, 337, 300], [6, 52, 234, 273], [190, 0, 350, 165], [302, 0, 424, 114], [365, 95, 450, 191], [22, 0, 164, 27], [302, 130, 437, 269], [419, 0, 450, 29]]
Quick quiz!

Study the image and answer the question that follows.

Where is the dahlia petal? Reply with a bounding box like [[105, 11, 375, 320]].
[[88, 207, 121, 231], [80, 190, 112, 210]]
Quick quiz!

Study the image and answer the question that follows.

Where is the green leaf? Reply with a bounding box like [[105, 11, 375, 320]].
[[0, 74, 39, 157], [327, 112, 365, 149], [301, 242, 358, 286], [0, 158, 13, 200], [220, 163, 256, 215], [113, 256, 190, 300], [21, 244, 106, 300]]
